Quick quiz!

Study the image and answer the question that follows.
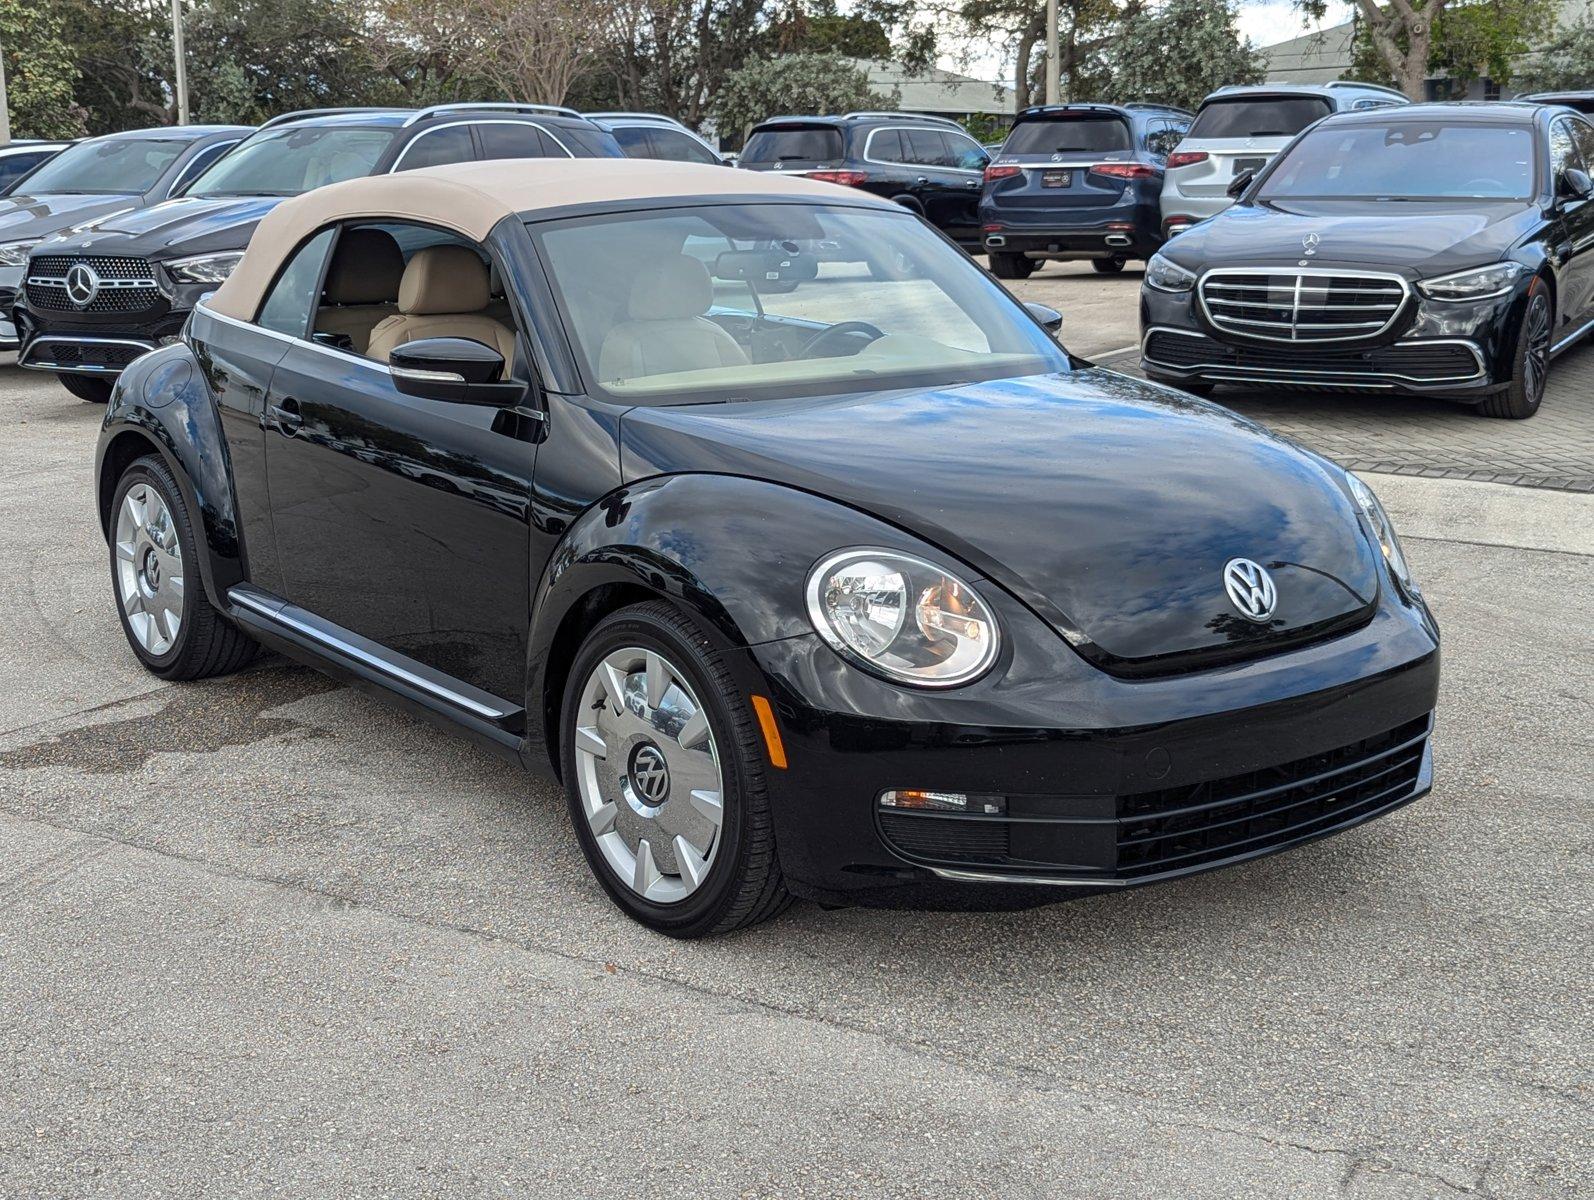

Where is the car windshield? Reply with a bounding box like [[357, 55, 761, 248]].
[[531, 203, 1069, 404], [1003, 115, 1131, 155], [15, 137, 186, 195], [186, 126, 397, 197], [742, 127, 844, 164], [1188, 96, 1331, 139], [1259, 121, 1536, 200]]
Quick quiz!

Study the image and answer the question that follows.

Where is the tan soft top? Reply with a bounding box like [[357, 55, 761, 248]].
[[207, 158, 890, 321]]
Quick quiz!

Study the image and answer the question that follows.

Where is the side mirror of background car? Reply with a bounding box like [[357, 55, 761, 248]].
[[1024, 301, 1063, 333], [1226, 170, 1255, 200], [389, 337, 527, 407], [1559, 167, 1593, 201]]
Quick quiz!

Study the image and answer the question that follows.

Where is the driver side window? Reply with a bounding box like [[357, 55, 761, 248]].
[[256, 228, 335, 338]]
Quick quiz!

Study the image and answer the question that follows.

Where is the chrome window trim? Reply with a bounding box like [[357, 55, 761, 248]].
[[195, 299, 392, 375], [389, 119, 574, 172], [1140, 325, 1486, 384], [1197, 266, 1411, 344], [862, 125, 986, 174]]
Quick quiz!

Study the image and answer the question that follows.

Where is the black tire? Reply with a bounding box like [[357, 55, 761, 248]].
[[1092, 256, 1128, 274], [560, 600, 792, 937], [1480, 277, 1551, 419], [108, 455, 259, 680], [61, 374, 114, 404], [989, 252, 1035, 280]]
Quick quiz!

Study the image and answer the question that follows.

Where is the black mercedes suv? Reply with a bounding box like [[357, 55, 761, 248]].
[[737, 112, 990, 250], [1141, 102, 1594, 419], [16, 104, 622, 402]]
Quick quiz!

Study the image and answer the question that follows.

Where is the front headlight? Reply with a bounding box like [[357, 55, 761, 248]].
[[1415, 261, 1525, 302], [1346, 472, 1418, 597], [166, 251, 243, 284], [0, 240, 39, 267], [1145, 252, 1197, 293], [805, 548, 1001, 687]]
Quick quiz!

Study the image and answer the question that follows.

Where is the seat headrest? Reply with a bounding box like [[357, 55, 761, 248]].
[[398, 245, 491, 316], [322, 228, 405, 305], [627, 255, 713, 321]]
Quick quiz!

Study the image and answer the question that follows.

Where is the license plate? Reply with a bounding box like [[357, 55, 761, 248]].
[[1042, 170, 1072, 188], [1233, 157, 1266, 175]]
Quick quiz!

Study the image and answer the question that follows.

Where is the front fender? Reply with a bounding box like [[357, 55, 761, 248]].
[[95, 344, 242, 612]]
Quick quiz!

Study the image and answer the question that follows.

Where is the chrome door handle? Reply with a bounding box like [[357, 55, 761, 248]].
[[268, 397, 302, 436]]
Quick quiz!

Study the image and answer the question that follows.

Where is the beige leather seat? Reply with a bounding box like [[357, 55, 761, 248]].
[[314, 228, 405, 354], [597, 255, 748, 382], [365, 245, 518, 368]]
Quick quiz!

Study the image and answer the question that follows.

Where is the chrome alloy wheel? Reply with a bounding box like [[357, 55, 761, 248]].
[[574, 647, 724, 903], [114, 482, 184, 657], [1523, 290, 1551, 407]]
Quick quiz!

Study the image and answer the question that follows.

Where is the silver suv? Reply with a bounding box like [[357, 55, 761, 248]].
[[1159, 82, 1407, 236]]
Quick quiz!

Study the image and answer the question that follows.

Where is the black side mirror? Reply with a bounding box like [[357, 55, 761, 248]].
[[389, 337, 526, 407], [1226, 170, 1255, 200], [1024, 301, 1063, 333], [1560, 167, 1593, 200]]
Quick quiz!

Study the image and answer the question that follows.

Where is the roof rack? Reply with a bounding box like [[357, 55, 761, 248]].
[[1326, 81, 1407, 98], [402, 102, 583, 127], [259, 107, 408, 130], [586, 111, 692, 130], [842, 111, 965, 129]]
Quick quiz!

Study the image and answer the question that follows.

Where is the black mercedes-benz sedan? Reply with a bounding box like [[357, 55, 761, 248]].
[[1140, 102, 1594, 418], [94, 159, 1439, 936]]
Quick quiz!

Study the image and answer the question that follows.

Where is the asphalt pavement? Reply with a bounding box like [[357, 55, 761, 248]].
[[0, 356, 1589, 1198]]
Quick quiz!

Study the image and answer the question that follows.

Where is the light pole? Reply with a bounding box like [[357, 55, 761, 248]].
[[0, 37, 12, 144], [1045, 0, 1060, 104], [171, 0, 190, 124]]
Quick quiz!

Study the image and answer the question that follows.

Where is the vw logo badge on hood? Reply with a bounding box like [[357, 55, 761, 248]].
[[64, 263, 101, 308], [1223, 558, 1278, 623]]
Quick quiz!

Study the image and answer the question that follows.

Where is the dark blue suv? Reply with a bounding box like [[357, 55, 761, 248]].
[[980, 102, 1190, 278]]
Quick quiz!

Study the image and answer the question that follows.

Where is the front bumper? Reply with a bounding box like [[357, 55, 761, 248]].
[[13, 277, 205, 376], [737, 585, 1439, 905]]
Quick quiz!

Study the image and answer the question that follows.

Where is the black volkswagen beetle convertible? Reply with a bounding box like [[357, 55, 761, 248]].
[[95, 160, 1439, 935]]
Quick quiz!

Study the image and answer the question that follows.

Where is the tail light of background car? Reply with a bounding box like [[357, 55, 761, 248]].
[[806, 170, 869, 186], [1089, 162, 1157, 180], [984, 164, 1022, 182], [1165, 150, 1209, 170]]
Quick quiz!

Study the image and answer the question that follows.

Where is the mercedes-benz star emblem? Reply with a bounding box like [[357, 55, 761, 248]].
[[1301, 232, 1320, 256], [630, 743, 671, 806], [64, 263, 101, 308], [1223, 558, 1278, 623]]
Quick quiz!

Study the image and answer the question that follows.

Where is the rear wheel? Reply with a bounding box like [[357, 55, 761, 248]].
[[989, 252, 1035, 280], [1092, 256, 1128, 274], [61, 374, 114, 404], [1480, 278, 1550, 419]]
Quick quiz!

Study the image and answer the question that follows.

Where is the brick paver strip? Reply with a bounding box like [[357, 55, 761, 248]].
[[1099, 341, 1594, 493]]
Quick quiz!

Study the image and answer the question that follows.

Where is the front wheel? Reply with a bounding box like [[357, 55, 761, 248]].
[[561, 601, 792, 937], [61, 374, 114, 404], [989, 252, 1036, 280], [1480, 279, 1550, 419], [1092, 256, 1127, 274]]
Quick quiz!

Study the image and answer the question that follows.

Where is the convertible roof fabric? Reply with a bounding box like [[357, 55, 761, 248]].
[[208, 158, 893, 321]]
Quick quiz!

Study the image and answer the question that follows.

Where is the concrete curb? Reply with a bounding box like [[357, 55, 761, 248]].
[[1364, 471, 1594, 557]]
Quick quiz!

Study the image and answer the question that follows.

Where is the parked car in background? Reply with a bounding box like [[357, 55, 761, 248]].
[[15, 104, 623, 402], [979, 102, 1191, 278], [586, 112, 724, 164], [0, 127, 248, 353], [1141, 102, 1591, 419], [0, 140, 76, 196], [1160, 82, 1407, 237], [738, 112, 990, 252], [1520, 91, 1594, 114]]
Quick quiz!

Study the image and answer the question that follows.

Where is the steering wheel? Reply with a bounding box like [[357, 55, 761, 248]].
[[799, 321, 886, 359]]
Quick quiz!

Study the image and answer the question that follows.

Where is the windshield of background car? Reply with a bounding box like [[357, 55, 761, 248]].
[[1188, 96, 1331, 139], [531, 203, 1069, 404], [741, 127, 845, 165], [16, 137, 185, 195], [1002, 114, 1131, 156], [186, 127, 397, 197], [1259, 120, 1536, 200]]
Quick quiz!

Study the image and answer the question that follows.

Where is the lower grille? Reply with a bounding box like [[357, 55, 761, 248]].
[[1144, 330, 1482, 384], [25, 254, 160, 314], [31, 340, 150, 368], [879, 813, 1010, 863]]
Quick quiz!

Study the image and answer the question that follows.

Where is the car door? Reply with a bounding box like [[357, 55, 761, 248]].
[[258, 221, 538, 702], [1550, 115, 1594, 335], [938, 130, 990, 243]]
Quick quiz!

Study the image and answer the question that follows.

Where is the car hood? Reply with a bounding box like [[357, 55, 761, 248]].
[[620, 369, 1381, 675], [0, 192, 142, 244], [40, 195, 285, 260], [1169, 198, 1536, 275]]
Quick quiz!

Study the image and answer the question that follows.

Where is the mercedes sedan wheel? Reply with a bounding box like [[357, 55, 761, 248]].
[[61, 374, 114, 404], [1482, 278, 1551, 419], [562, 601, 791, 936]]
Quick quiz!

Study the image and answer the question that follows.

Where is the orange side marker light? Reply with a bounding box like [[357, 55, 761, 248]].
[[749, 695, 788, 770]]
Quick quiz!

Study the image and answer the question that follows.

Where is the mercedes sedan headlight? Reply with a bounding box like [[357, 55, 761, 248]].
[[805, 549, 1001, 687], [1145, 252, 1197, 293], [1346, 472, 1419, 597], [1415, 261, 1525, 302], [0, 240, 39, 267], [167, 251, 243, 284]]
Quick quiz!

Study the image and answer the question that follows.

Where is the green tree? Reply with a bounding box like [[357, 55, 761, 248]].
[[0, 0, 87, 137], [1100, 0, 1262, 110], [713, 52, 895, 145], [1516, 15, 1594, 91], [768, 0, 891, 58], [55, 0, 173, 133], [1347, 0, 1559, 94]]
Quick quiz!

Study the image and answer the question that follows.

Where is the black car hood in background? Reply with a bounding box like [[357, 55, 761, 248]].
[[620, 370, 1381, 675], [1169, 198, 1538, 276], [0, 192, 142, 244], [40, 195, 285, 262]]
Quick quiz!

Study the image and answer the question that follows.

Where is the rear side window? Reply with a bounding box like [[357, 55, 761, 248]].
[[648, 129, 719, 164], [1003, 115, 1131, 155], [257, 228, 335, 338], [396, 125, 475, 171], [1188, 96, 1331, 139], [478, 122, 564, 160], [741, 126, 844, 164]]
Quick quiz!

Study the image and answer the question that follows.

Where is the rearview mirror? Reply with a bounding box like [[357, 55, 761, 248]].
[[1560, 167, 1593, 200], [714, 247, 819, 287], [1226, 170, 1255, 200], [1024, 301, 1063, 333], [389, 337, 527, 407]]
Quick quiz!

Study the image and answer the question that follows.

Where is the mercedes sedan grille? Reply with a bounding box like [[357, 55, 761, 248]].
[[1199, 270, 1407, 343]]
